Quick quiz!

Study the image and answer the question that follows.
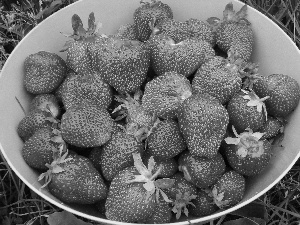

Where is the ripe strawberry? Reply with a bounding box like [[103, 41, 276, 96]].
[[112, 23, 138, 40], [105, 153, 174, 223], [188, 189, 219, 217], [142, 71, 192, 119], [24, 51, 67, 94], [61, 12, 101, 74], [39, 151, 108, 204], [60, 102, 114, 148], [177, 93, 229, 158], [227, 89, 269, 133], [17, 108, 58, 141], [252, 74, 300, 118], [22, 127, 62, 171], [88, 37, 150, 93], [91, 127, 144, 181], [192, 54, 242, 105], [29, 94, 61, 119], [224, 126, 272, 176], [54, 70, 77, 103], [208, 3, 254, 62], [178, 151, 226, 189], [133, 0, 173, 42], [164, 172, 198, 219], [147, 119, 186, 160], [142, 152, 178, 178], [212, 170, 246, 209], [60, 72, 112, 111], [258, 116, 284, 140], [148, 33, 215, 77]]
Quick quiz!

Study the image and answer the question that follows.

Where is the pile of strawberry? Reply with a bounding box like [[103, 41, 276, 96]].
[[17, 1, 300, 223]]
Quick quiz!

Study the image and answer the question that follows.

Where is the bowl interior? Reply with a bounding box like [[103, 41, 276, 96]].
[[1, 0, 300, 224]]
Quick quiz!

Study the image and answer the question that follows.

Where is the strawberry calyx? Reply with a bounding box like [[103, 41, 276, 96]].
[[239, 62, 262, 89], [241, 89, 269, 120], [211, 186, 231, 209], [172, 191, 197, 219], [127, 153, 174, 203], [225, 50, 245, 72], [225, 126, 266, 158]]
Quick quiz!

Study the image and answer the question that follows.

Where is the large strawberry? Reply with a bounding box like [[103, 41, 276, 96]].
[[105, 153, 174, 223], [60, 102, 114, 148], [227, 89, 269, 133], [24, 51, 67, 94], [192, 54, 242, 105], [88, 37, 150, 94], [208, 3, 254, 62], [178, 151, 226, 189], [177, 93, 229, 158], [252, 74, 300, 118], [224, 126, 272, 176], [60, 72, 112, 111], [142, 71, 192, 119], [39, 150, 108, 204], [148, 33, 215, 77], [133, 0, 173, 42], [147, 119, 186, 159]]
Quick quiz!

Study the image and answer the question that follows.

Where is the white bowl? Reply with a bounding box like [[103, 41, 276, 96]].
[[1, 0, 300, 224]]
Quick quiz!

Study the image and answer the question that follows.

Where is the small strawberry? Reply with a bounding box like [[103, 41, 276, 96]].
[[252, 74, 300, 118], [258, 116, 285, 140], [224, 126, 272, 176], [29, 94, 61, 119], [24, 51, 67, 94], [164, 172, 198, 219], [207, 3, 254, 62], [192, 54, 242, 105], [177, 93, 229, 158], [148, 33, 215, 77], [22, 127, 63, 171], [188, 189, 219, 217], [60, 72, 112, 111], [89, 37, 150, 93], [39, 150, 108, 204], [91, 126, 144, 181], [147, 119, 186, 160], [60, 102, 114, 148], [54, 70, 78, 103], [105, 153, 174, 223], [112, 23, 138, 40], [212, 170, 246, 209], [61, 12, 102, 74], [227, 89, 269, 133], [178, 151, 226, 189], [133, 0, 173, 42], [142, 71, 192, 119]]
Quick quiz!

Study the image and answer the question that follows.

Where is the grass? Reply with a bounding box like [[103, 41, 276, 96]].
[[0, 0, 300, 224]]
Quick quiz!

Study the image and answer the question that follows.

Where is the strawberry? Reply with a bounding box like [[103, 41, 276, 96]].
[[258, 116, 284, 140], [22, 127, 62, 171], [105, 153, 174, 223], [224, 126, 272, 176], [177, 93, 229, 158], [142, 152, 178, 178], [164, 172, 198, 219], [24, 51, 67, 94], [17, 108, 58, 142], [88, 37, 150, 94], [142, 71, 192, 119], [112, 23, 138, 40], [227, 89, 269, 133], [60, 72, 112, 111], [147, 119, 186, 160], [29, 94, 61, 119], [192, 54, 242, 105], [188, 189, 219, 217], [133, 0, 173, 42], [207, 3, 254, 62], [39, 150, 108, 204], [92, 126, 144, 181], [61, 12, 102, 74], [212, 170, 246, 209], [54, 70, 77, 103], [252, 74, 300, 118], [148, 33, 215, 77], [178, 151, 226, 189], [60, 102, 114, 148]]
